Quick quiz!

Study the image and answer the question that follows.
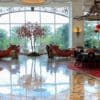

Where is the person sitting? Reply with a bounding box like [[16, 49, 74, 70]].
[[74, 52, 83, 66]]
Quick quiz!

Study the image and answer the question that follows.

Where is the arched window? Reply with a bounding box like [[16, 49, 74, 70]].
[[0, 7, 70, 52]]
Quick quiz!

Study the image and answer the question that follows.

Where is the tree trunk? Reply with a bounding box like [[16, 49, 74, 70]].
[[30, 37, 33, 52], [34, 37, 36, 52]]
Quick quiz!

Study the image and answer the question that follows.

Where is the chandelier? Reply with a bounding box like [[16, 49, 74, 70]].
[[74, 0, 100, 21], [21, 0, 47, 4]]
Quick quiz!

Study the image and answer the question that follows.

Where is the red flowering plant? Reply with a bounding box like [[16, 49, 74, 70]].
[[17, 22, 45, 56], [96, 24, 100, 32]]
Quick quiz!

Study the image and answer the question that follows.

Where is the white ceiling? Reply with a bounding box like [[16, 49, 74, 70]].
[[0, 0, 99, 20], [0, 0, 71, 7], [0, 0, 98, 14]]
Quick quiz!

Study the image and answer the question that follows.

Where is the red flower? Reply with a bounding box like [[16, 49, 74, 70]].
[[96, 24, 100, 29]]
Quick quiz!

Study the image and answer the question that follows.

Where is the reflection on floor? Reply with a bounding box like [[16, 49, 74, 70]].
[[0, 55, 100, 100]]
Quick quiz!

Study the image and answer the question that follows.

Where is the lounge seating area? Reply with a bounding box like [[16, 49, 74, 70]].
[[74, 48, 100, 68], [0, 45, 20, 59], [46, 44, 100, 68], [0, 0, 100, 99], [46, 45, 74, 58]]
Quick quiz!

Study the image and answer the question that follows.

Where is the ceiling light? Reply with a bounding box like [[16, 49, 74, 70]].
[[21, 0, 47, 5]]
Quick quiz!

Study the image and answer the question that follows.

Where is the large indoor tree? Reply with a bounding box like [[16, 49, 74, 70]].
[[17, 22, 45, 56]]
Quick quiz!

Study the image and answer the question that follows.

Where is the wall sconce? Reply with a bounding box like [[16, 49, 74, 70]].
[[73, 27, 82, 37]]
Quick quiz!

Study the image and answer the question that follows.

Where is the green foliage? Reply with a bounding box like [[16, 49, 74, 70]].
[[0, 29, 10, 49], [36, 25, 53, 45], [0, 26, 28, 50], [84, 21, 98, 48], [10, 26, 22, 45], [56, 24, 69, 49], [10, 26, 27, 47], [0, 23, 69, 51], [39, 24, 69, 49]]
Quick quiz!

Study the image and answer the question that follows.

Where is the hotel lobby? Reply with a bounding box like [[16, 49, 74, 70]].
[[0, 0, 100, 100]]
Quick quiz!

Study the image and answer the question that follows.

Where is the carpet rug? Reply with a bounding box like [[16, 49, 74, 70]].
[[67, 62, 100, 78]]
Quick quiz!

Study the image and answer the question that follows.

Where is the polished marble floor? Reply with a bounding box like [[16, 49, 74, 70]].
[[0, 54, 100, 100]]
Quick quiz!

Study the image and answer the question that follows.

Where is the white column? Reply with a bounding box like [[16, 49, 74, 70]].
[[72, 0, 84, 48]]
